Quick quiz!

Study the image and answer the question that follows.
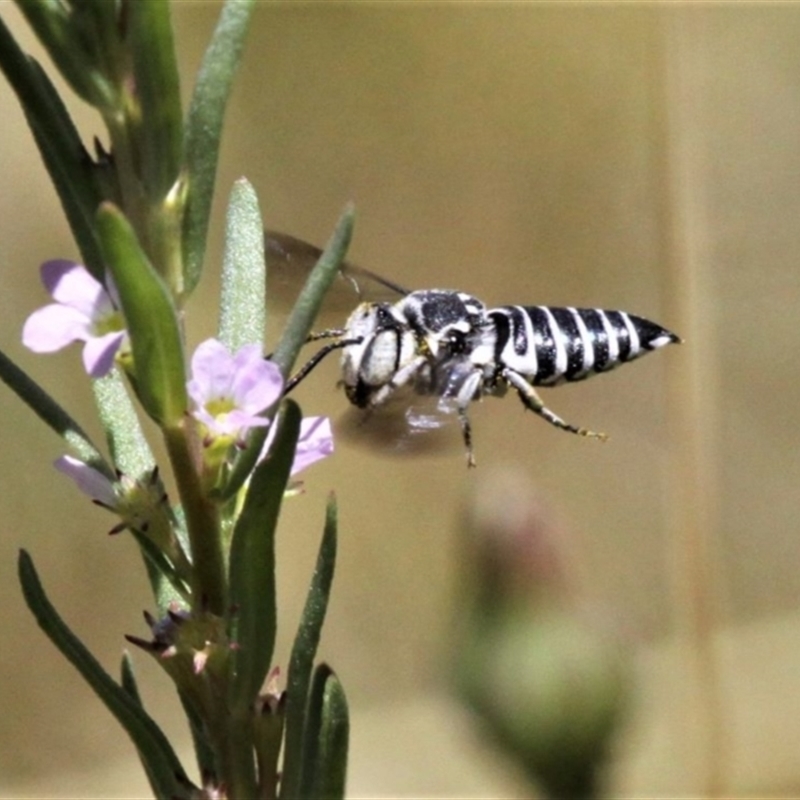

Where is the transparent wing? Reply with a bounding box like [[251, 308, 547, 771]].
[[265, 230, 408, 316], [336, 353, 479, 459], [267, 231, 466, 457], [335, 387, 462, 459]]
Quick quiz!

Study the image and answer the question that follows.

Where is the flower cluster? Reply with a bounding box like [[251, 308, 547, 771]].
[[24, 260, 334, 517], [6, 7, 353, 795]]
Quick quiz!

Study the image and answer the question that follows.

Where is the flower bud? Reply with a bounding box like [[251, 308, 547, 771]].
[[454, 468, 631, 799]]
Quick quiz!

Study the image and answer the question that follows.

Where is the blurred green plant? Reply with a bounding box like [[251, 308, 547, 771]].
[[454, 469, 631, 800], [0, 2, 349, 797]]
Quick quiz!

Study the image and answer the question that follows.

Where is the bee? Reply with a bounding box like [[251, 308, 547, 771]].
[[267, 232, 681, 466]]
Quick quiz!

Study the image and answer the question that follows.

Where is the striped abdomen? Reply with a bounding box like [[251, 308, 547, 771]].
[[488, 306, 680, 386]]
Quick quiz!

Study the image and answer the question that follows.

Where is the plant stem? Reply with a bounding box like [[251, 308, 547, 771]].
[[163, 422, 226, 615]]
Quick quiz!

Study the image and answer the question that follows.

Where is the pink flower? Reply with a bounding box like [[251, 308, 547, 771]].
[[22, 260, 126, 378], [54, 455, 118, 508], [260, 414, 334, 477], [291, 416, 334, 476], [187, 339, 284, 445]]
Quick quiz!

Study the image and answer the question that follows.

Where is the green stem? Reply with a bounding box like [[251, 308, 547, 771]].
[[218, 708, 258, 800], [103, 107, 147, 248], [163, 423, 225, 615]]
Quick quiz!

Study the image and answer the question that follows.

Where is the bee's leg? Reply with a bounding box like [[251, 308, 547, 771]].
[[457, 410, 476, 468], [452, 369, 483, 468], [305, 328, 346, 343], [368, 355, 428, 408], [284, 337, 362, 395], [264, 328, 345, 364], [503, 369, 609, 441]]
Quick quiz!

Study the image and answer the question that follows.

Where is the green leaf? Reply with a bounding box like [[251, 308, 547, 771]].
[[18, 550, 192, 799], [96, 202, 187, 425], [226, 400, 301, 714], [183, 0, 256, 295], [120, 652, 164, 800], [299, 665, 349, 800], [127, 526, 190, 609], [254, 693, 285, 800], [92, 370, 193, 610], [14, 0, 115, 108], [120, 651, 142, 704], [271, 204, 355, 379], [316, 670, 349, 800], [280, 496, 338, 800], [92, 368, 156, 480], [178, 688, 219, 784], [127, 0, 183, 200], [0, 347, 111, 476], [220, 401, 300, 800], [218, 178, 266, 352], [0, 18, 107, 276]]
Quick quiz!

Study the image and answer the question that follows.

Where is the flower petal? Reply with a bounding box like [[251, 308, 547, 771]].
[[41, 260, 113, 318], [22, 303, 93, 352], [291, 416, 334, 476], [220, 408, 271, 436], [82, 331, 126, 378], [231, 356, 283, 415], [54, 455, 118, 507], [187, 339, 235, 405]]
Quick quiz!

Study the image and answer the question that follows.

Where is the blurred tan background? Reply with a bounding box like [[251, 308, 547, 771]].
[[2, 2, 800, 797]]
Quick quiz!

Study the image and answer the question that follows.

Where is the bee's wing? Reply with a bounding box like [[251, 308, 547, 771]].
[[265, 230, 408, 315], [335, 388, 463, 459]]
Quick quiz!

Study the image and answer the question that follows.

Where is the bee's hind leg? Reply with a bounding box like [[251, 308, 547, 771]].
[[503, 369, 609, 441], [457, 409, 477, 468]]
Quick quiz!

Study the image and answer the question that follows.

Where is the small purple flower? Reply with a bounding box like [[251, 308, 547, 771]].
[[291, 416, 334, 476], [54, 455, 119, 508], [260, 414, 334, 477], [187, 338, 284, 445], [22, 260, 126, 378]]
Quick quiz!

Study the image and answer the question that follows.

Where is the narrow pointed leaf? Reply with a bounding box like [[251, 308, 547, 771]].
[[317, 670, 349, 800], [271, 204, 355, 379], [120, 652, 163, 800], [127, 526, 190, 608], [28, 110, 106, 277], [298, 665, 349, 800], [92, 370, 191, 610], [18, 550, 191, 799], [127, 0, 183, 200], [254, 695, 285, 800], [0, 347, 109, 475], [183, 0, 256, 294], [178, 688, 218, 783], [280, 496, 338, 800], [226, 400, 301, 714], [120, 651, 142, 704], [218, 178, 266, 352], [96, 203, 187, 425], [14, 0, 115, 107], [25, 58, 110, 274], [0, 18, 106, 276], [92, 368, 156, 480]]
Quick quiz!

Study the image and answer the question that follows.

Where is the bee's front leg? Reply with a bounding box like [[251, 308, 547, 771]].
[[368, 354, 429, 409]]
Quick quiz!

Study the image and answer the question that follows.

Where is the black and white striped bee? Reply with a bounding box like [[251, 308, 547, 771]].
[[268, 232, 681, 466]]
